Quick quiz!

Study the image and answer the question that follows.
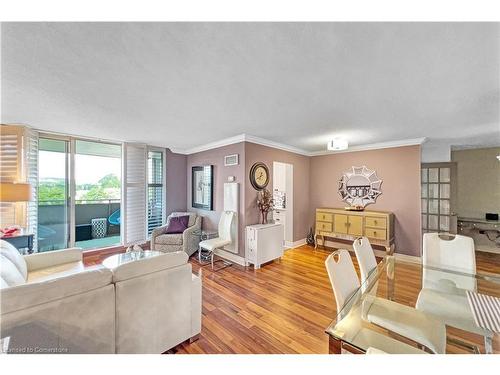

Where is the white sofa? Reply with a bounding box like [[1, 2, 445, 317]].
[[0, 240, 202, 354]]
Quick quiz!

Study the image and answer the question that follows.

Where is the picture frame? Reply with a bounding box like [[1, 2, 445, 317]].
[[192, 165, 214, 210]]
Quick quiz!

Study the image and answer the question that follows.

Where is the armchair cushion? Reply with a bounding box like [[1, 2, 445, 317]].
[[165, 215, 189, 234], [0, 240, 27, 280], [155, 233, 183, 245], [168, 212, 197, 227]]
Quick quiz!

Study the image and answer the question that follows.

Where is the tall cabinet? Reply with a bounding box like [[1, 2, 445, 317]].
[[272, 162, 293, 247]]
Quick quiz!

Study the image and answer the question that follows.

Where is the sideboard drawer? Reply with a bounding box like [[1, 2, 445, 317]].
[[365, 227, 387, 240], [316, 221, 333, 232], [316, 212, 333, 222], [365, 217, 387, 229]]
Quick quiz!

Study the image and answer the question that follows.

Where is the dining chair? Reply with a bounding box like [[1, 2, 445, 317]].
[[353, 237, 378, 287], [325, 249, 361, 311], [325, 249, 446, 354], [198, 211, 235, 271], [417, 233, 492, 353], [422, 233, 476, 291]]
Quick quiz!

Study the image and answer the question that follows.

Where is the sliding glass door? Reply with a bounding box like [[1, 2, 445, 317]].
[[38, 138, 70, 251], [74, 140, 122, 249], [37, 136, 122, 251]]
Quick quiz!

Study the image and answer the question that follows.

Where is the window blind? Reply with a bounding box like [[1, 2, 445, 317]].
[[147, 150, 165, 235], [24, 128, 39, 251], [0, 125, 22, 226], [122, 143, 147, 245]]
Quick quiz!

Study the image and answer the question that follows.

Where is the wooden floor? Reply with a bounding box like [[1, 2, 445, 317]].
[[84, 245, 500, 354]]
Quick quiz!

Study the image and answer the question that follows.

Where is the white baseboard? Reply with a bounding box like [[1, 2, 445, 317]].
[[476, 246, 500, 255], [322, 239, 422, 263], [284, 238, 306, 249], [215, 248, 246, 266]]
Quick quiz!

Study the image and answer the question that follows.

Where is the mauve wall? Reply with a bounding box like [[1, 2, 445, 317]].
[[165, 149, 187, 216], [309, 145, 422, 256], [187, 142, 246, 255], [245, 142, 311, 242]]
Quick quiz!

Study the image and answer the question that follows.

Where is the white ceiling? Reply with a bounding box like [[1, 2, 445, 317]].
[[1, 22, 499, 153]]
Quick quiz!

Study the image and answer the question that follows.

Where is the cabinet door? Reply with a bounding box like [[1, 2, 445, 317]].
[[348, 216, 363, 236], [334, 214, 348, 234]]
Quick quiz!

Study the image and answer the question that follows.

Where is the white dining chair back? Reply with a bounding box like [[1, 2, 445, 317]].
[[353, 237, 378, 286], [325, 249, 361, 311], [422, 233, 476, 291], [218, 211, 235, 241]]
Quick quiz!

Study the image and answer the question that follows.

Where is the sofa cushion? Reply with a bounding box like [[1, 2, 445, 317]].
[[155, 233, 183, 245], [165, 215, 189, 234], [168, 212, 196, 227], [1, 266, 113, 314], [0, 239, 28, 280], [112, 251, 188, 283], [27, 261, 85, 283], [0, 254, 27, 287]]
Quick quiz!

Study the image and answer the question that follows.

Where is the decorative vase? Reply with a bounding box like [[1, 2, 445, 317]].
[[261, 210, 268, 224]]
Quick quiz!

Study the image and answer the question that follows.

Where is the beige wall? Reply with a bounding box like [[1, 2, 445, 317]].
[[310, 145, 422, 256], [186, 141, 422, 257], [452, 147, 500, 219], [244, 142, 311, 243], [187, 142, 246, 255]]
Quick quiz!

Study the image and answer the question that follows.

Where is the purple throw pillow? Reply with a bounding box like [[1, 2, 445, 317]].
[[165, 215, 190, 234]]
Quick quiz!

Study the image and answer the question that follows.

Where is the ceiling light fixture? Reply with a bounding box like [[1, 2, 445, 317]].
[[327, 138, 349, 151]]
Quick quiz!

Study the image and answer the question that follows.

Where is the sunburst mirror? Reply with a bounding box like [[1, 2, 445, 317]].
[[338, 166, 382, 209]]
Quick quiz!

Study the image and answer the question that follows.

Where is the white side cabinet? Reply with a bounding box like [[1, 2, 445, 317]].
[[245, 223, 284, 269]]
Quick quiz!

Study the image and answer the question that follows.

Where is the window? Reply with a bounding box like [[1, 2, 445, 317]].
[[147, 150, 165, 235], [421, 163, 456, 234]]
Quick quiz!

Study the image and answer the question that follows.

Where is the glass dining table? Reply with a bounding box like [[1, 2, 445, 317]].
[[326, 256, 500, 354]]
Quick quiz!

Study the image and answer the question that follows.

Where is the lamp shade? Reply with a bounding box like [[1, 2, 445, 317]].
[[0, 183, 33, 202]]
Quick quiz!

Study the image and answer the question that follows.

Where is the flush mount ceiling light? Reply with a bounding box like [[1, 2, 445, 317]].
[[327, 138, 349, 151]]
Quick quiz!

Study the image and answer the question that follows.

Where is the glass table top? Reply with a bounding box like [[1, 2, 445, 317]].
[[102, 250, 163, 269], [326, 256, 500, 354]]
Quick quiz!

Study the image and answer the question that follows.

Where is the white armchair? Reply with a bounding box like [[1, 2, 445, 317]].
[[151, 212, 201, 256]]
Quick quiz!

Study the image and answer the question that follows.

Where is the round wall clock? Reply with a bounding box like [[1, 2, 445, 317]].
[[249, 162, 270, 190]]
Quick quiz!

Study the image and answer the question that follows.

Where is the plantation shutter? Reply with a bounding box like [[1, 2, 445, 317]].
[[0, 125, 38, 249], [24, 128, 39, 251], [122, 143, 147, 245], [147, 150, 165, 236], [0, 125, 23, 226]]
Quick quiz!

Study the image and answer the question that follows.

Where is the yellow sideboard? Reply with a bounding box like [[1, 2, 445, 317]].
[[315, 208, 395, 254]]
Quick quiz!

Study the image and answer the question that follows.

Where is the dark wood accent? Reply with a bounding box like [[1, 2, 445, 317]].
[[83, 244, 500, 354], [328, 335, 342, 354]]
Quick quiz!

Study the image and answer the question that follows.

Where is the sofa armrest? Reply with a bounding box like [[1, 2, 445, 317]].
[[191, 271, 202, 337], [24, 248, 83, 272], [1, 267, 112, 315], [150, 225, 169, 250], [182, 216, 202, 256]]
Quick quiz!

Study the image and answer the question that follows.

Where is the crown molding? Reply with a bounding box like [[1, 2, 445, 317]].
[[171, 135, 427, 156], [180, 134, 246, 155], [243, 134, 311, 156], [308, 137, 427, 156]]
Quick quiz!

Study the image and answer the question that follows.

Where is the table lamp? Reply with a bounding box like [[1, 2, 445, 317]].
[[0, 182, 33, 231]]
